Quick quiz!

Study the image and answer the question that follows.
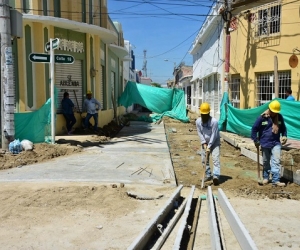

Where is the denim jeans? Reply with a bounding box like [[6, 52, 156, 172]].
[[85, 113, 98, 130], [63, 114, 76, 132], [261, 144, 281, 183], [201, 145, 221, 178]]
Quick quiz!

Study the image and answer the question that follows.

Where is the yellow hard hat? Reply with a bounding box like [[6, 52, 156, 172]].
[[87, 90, 92, 95], [199, 102, 210, 114], [269, 100, 280, 113]]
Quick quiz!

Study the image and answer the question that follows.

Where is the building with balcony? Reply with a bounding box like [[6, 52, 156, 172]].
[[229, 0, 299, 108]]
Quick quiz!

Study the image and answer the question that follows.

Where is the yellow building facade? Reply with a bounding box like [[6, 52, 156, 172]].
[[228, 0, 300, 109], [10, 0, 127, 135]]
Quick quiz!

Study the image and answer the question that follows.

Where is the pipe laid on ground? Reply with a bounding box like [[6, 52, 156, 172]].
[[173, 185, 195, 250], [127, 185, 183, 250]]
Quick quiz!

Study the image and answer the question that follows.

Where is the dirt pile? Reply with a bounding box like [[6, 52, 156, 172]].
[[1, 118, 127, 171]]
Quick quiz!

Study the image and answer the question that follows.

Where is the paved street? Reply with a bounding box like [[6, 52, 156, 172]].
[[0, 122, 176, 186]]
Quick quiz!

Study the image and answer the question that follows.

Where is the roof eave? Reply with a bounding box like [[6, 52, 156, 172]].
[[23, 14, 118, 44]]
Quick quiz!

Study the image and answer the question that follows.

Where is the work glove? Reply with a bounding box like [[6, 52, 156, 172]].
[[202, 144, 207, 150], [254, 140, 260, 148], [280, 136, 287, 145]]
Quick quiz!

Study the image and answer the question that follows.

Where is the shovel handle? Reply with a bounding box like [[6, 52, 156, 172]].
[[256, 145, 260, 179]]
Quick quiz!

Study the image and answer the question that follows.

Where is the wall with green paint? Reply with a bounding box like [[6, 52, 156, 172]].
[[25, 25, 33, 109]]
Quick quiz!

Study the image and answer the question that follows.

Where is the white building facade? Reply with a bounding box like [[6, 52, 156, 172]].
[[189, 2, 225, 120]]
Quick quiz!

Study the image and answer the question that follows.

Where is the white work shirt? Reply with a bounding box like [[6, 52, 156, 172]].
[[196, 116, 220, 149], [83, 98, 101, 114]]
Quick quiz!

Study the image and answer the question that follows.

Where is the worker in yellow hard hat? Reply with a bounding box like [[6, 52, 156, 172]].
[[83, 90, 102, 132], [196, 102, 221, 186], [251, 99, 287, 187]]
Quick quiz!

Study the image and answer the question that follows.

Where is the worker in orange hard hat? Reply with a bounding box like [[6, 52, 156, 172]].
[[196, 102, 221, 186], [251, 99, 287, 187]]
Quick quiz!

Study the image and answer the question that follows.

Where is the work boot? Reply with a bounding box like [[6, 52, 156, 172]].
[[262, 179, 269, 185], [213, 177, 219, 186], [202, 176, 212, 182], [273, 181, 286, 187]]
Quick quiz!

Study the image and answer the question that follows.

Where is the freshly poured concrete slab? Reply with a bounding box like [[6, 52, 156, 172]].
[[0, 121, 176, 186]]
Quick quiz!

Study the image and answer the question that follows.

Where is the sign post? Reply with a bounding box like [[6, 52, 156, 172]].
[[50, 38, 55, 144], [28, 38, 75, 144]]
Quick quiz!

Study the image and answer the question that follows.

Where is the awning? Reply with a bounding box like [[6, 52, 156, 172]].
[[109, 44, 128, 58], [23, 14, 117, 44]]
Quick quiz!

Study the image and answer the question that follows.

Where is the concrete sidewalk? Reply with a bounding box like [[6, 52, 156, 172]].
[[0, 121, 177, 186]]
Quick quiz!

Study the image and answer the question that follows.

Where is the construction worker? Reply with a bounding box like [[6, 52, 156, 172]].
[[196, 102, 221, 185], [285, 88, 295, 101], [251, 100, 287, 186], [61, 92, 76, 135], [83, 90, 101, 131]]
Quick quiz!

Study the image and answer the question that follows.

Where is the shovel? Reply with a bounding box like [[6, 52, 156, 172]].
[[201, 152, 209, 189], [257, 145, 263, 185]]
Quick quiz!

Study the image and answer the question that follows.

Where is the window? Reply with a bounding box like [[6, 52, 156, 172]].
[[256, 71, 291, 106], [229, 76, 240, 108], [54, 0, 61, 17], [41, 0, 49, 16], [256, 4, 281, 36], [187, 86, 191, 105], [22, 0, 30, 13]]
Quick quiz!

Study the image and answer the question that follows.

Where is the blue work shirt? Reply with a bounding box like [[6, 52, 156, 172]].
[[61, 97, 74, 114], [251, 113, 287, 148], [196, 116, 220, 149], [83, 98, 101, 114], [286, 95, 295, 101]]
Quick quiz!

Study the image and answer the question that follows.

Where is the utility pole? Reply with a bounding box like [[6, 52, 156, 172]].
[[224, 0, 232, 93], [0, 0, 15, 149]]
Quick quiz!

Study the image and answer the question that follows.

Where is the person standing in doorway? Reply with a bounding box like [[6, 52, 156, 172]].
[[61, 92, 76, 135], [196, 102, 221, 185], [83, 90, 101, 131], [285, 88, 295, 101], [251, 100, 287, 186]]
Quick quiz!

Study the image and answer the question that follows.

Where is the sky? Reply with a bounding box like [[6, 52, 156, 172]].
[[108, 0, 216, 85]]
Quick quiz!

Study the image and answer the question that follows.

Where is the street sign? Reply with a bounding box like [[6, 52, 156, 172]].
[[29, 53, 50, 63], [29, 53, 74, 64], [55, 54, 74, 64], [45, 38, 60, 52]]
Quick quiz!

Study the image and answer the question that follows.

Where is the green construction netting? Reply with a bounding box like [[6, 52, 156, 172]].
[[219, 94, 300, 140], [119, 81, 189, 123], [15, 98, 51, 143]]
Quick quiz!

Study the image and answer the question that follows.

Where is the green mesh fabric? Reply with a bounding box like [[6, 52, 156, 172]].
[[119, 81, 189, 123], [14, 98, 51, 143], [220, 97, 300, 140]]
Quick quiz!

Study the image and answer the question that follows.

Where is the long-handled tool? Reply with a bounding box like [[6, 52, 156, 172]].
[[257, 145, 263, 185], [73, 90, 86, 127], [201, 152, 209, 189]]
